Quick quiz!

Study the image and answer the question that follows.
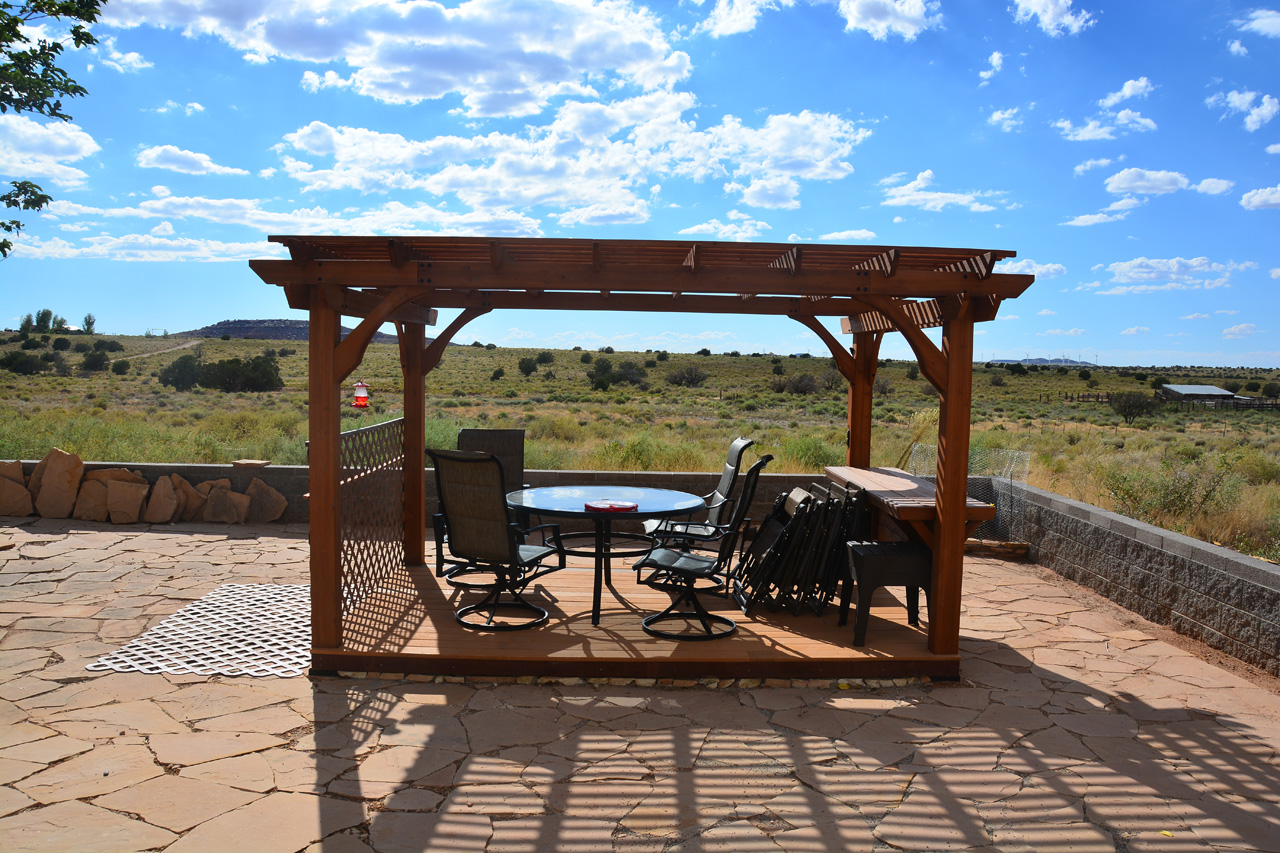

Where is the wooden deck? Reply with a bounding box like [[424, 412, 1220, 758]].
[[318, 550, 960, 679]]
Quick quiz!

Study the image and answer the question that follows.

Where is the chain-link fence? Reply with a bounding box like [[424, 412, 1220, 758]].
[[906, 444, 1030, 541]]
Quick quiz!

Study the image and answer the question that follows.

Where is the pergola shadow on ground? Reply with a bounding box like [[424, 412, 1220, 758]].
[[249, 237, 1034, 678]]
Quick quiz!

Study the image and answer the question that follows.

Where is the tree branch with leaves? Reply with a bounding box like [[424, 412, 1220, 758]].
[[1, 0, 103, 258]]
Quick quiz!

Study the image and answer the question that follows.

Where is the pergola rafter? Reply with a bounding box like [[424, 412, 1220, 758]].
[[250, 235, 1034, 672]]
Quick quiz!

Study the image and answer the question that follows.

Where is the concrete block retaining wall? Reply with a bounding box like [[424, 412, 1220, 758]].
[[997, 480, 1280, 677]]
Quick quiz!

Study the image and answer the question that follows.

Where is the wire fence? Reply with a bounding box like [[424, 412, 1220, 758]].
[[907, 444, 1030, 542]]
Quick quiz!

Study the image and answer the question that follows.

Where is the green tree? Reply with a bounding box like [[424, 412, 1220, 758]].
[[81, 312, 94, 333], [33, 308, 51, 332], [18, 312, 33, 332], [1262, 382, 1280, 399], [159, 353, 202, 391], [1, 1, 103, 257], [1110, 391, 1161, 425], [80, 349, 108, 371], [517, 357, 538, 377], [110, 358, 129, 375]]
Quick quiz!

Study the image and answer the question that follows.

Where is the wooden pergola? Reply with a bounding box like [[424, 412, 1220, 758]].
[[250, 237, 1033, 675]]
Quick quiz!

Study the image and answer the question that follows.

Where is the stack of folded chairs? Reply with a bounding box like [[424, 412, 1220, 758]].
[[727, 481, 870, 616]]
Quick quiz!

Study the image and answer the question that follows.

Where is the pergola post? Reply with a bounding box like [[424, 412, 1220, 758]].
[[308, 296, 343, 650], [930, 300, 975, 655], [846, 331, 882, 467], [400, 323, 426, 566]]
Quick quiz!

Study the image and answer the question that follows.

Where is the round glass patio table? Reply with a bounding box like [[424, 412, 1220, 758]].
[[506, 486, 705, 626]]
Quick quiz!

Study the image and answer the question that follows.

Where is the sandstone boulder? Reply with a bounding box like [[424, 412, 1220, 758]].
[[142, 476, 180, 524], [0, 459, 24, 486], [26, 456, 48, 502], [245, 478, 288, 523], [0, 476, 33, 517], [33, 448, 84, 519], [172, 475, 206, 522], [203, 487, 250, 524], [196, 478, 232, 497], [72, 480, 110, 522], [107, 480, 150, 524], [84, 468, 148, 485]]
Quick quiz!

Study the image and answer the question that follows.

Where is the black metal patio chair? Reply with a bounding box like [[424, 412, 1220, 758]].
[[428, 449, 564, 631]]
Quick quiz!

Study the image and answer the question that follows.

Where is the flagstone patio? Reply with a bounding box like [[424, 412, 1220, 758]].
[[0, 518, 1277, 852]]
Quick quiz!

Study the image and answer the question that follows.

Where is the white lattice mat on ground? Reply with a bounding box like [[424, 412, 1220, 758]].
[[88, 584, 311, 678]]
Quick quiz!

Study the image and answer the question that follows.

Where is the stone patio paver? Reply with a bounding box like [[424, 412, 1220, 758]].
[[0, 520, 1276, 852]]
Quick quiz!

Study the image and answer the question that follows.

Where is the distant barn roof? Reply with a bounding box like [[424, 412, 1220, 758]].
[[1162, 385, 1234, 397]]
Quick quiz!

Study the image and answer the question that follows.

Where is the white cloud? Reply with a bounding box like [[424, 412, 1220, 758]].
[[1053, 118, 1114, 141], [880, 170, 999, 212], [1272, 268, 1280, 279], [1120, 326, 1149, 335], [152, 186, 170, 198], [1115, 109, 1157, 131], [150, 221, 174, 236], [834, 0, 942, 41], [818, 228, 876, 241], [891, 215, 904, 223], [92, 36, 153, 73], [697, 0, 795, 37], [16, 232, 281, 262], [999, 314, 1019, 320], [1240, 184, 1280, 209], [1223, 323, 1257, 339], [979, 51, 1003, 84], [988, 108, 1022, 132], [1037, 309, 1057, 315], [273, 102, 867, 223], [136, 145, 250, 176], [1039, 328, 1086, 336], [1216, 309, 1239, 315], [997, 259, 1067, 278], [103, 0, 692, 118], [1180, 313, 1210, 320], [678, 216, 771, 241], [0, 115, 100, 189], [1099, 77, 1154, 109], [1073, 157, 1112, 176], [1012, 0, 1094, 35], [1206, 89, 1280, 131], [1237, 9, 1280, 37], [1101, 256, 1256, 293], [1193, 178, 1234, 195], [1105, 196, 1143, 211], [1268, 143, 1280, 154], [1062, 211, 1128, 226], [1228, 39, 1248, 56], [257, 167, 276, 179], [1104, 168, 1188, 195], [153, 100, 204, 116]]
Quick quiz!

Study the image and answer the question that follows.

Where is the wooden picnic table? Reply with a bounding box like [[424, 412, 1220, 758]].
[[824, 466, 996, 548]]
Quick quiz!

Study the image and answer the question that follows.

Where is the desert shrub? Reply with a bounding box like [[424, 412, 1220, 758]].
[[1263, 382, 1280, 399], [580, 352, 593, 364], [93, 339, 124, 352], [535, 351, 554, 365], [517, 357, 538, 377], [990, 373, 1006, 387], [52, 337, 70, 351], [73, 341, 90, 353], [278, 347, 296, 357], [780, 434, 842, 470], [873, 377, 892, 395], [20, 338, 43, 350], [787, 374, 819, 395], [696, 348, 711, 356], [80, 350, 109, 371], [0, 351, 48, 374], [1224, 380, 1243, 393], [665, 366, 708, 387], [1101, 452, 1242, 534], [490, 367, 505, 381], [906, 364, 919, 380], [111, 360, 130, 375], [160, 354, 203, 391], [1078, 369, 1091, 380], [1245, 381, 1261, 393], [1111, 391, 1161, 425], [656, 351, 669, 361]]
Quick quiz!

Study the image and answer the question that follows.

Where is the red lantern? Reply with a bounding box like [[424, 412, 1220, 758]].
[[352, 380, 370, 408]]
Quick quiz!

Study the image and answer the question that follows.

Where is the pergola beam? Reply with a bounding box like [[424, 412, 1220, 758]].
[[248, 259, 1033, 300]]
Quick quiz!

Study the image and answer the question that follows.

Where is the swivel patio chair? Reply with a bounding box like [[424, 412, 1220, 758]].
[[436, 428, 528, 578], [632, 455, 771, 640], [428, 449, 564, 631], [644, 437, 754, 547]]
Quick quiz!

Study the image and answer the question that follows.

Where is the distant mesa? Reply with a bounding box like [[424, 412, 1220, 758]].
[[990, 357, 1093, 366], [177, 319, 411, 345]]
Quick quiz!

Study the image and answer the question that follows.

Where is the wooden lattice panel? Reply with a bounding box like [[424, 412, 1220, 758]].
[[340, 418, 406, 618]]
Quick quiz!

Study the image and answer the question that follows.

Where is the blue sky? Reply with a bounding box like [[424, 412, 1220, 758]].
[[3, 0, 1278, 366]]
